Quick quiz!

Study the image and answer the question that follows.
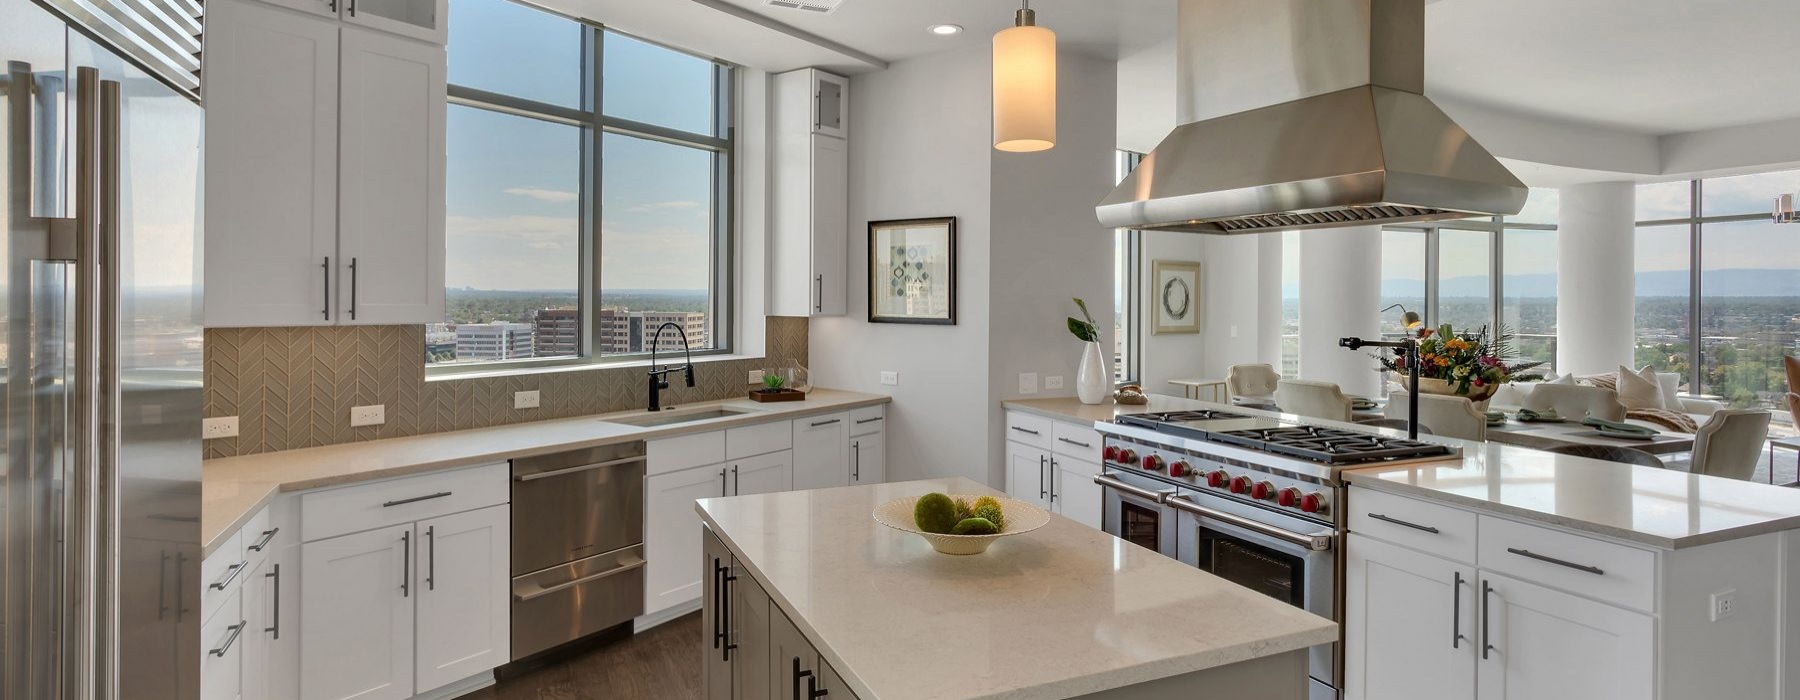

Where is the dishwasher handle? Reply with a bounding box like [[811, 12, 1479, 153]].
[[514, 455, 647, 482], [514, 555, 647, 602]]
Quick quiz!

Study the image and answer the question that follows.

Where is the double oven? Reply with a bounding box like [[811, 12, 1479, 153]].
[[1097, 442, 1342, 700]]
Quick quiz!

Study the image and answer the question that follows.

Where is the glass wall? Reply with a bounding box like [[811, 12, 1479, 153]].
[[1633, 223, 1692, 382], [1502, 228, 1557, 363], [1437, 229, 1493, 332], [1281, 231, 1301, 377], [1379, 229, 1427, 339]]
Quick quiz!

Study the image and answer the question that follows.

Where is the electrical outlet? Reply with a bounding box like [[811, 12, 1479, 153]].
[[748, 369, 766, 384], [514, 390, 541, 409], [1019, 372, 1039, 395], [1045, 375, 1065, 390], [202, 416, 239, 440], [1711, 589, 1737, 622], [350, 405, 385, 428], [880, 371, 899, 386]]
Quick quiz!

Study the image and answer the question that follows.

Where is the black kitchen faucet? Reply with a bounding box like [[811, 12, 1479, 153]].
[[647, 321, 696, 412]]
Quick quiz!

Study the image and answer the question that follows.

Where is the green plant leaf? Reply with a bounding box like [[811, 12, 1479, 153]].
[[1067, 317, 1097, 343]]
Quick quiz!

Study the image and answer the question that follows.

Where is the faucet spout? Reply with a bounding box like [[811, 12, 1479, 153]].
[[647, 321, 697, 411]]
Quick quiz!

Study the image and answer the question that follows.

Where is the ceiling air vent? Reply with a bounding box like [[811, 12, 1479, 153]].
[[764, 0, 844, 14]]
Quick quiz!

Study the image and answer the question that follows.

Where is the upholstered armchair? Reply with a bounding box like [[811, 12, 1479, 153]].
[[1690, 410, 1773, 481], [1227, 363, 1282, 402], [1274, 379, 1353, 422], [1384, 391, 1488, 442]]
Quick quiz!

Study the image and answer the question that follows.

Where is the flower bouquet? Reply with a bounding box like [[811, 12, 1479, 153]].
[[1373, 324, 1546, 401]]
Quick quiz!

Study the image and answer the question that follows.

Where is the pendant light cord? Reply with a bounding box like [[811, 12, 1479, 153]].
[[1016, 0, 1036, 27]]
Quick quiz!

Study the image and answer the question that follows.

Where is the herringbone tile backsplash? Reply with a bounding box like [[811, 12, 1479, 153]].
[[203, 317, 810, 459]]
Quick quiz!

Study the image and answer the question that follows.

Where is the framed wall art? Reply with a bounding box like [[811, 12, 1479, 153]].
[[1151, 259, 1200, 335], [868, 217, 957, 325]]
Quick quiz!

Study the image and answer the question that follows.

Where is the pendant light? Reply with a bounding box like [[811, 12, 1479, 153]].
[[993, 0, 1056, 152]]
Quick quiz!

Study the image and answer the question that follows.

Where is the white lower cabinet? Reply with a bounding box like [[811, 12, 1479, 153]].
[[1052, 456, 1103, 530], [849, 431, 885, 486], [244, 543, 300, 700], [413, 506, 511, 692], [1346, 534, 1476, 700], [301, 524, 416, 700], [646, 449, 795, 617], [201, 588, 246, 700], [1003, 410, 1105, 529], [792, 414, 849, 491], [1476, 572, 1652, 700], [1005, 441, 1052, 510]]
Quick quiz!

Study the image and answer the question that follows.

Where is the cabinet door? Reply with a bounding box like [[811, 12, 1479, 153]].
[[1476, 572, 1653, 700], [819, 660, 859, 700], [733, 563, 773, 700], [1004, 442, 1051, 510], [702, 531, 733, 700], [341, 0, 446, 44], [734, 450, 793, 496], [646, 465, 728, 615], [812, 71, 848, 139], [264, 546, 301, 700], [1051, 456, 1102, 529], [1344, 534, 1476, 700], [252, 0, 336, 20], [241, 557, 271, 700], [202, 0, 338, 328], [849, 432, 885, 486], [200, 589, 245, 700], [415, 506, 510, 693], [300, 525, 415, 700], [337, 27, 446, 326], [792, 414, 849, 491], [809, 135, 847, 316], [768, 608, 819, 700]]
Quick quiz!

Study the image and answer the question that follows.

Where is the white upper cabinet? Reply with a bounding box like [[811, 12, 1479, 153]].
[[770, 68, 849, 317], [202, 0, 446, 329], [337, 26, 446, 326], [342, 0, 446, 44], [203, 0, 340, 327]]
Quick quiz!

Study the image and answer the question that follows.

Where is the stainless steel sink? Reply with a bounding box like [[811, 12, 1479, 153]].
[[603, 408, 753, 428]]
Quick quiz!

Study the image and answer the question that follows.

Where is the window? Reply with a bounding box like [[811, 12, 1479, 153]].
[[433, 0, 733, 370], [1501, 228, 1557, 364], [1113, 151, 1143, 384], [1436, 228, 1493, 332], [1280, 231, 1301, 377], [1379, 229, 1426, 340], [1635, 169, 1800, 433]]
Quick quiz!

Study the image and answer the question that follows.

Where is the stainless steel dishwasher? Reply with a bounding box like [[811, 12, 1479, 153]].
[[509, 441, 646, 659]]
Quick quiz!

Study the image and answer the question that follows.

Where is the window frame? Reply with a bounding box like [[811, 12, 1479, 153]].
[[432, 11, 736, 376], [1384, 211, 1557, 338], [1113, 150, 1144, 386]]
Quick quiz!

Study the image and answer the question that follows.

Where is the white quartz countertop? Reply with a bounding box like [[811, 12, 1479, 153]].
[[696, 477, 1337, 700], [201, 389, 890, 556], [1004, 396, 1800, 549]]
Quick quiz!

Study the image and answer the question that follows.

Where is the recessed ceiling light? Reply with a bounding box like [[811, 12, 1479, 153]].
[[928, 24, 963, 36]]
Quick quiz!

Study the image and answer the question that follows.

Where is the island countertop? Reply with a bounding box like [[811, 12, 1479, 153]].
[[696, 477, 1337, 700], [1004, 396, 1800, 549]]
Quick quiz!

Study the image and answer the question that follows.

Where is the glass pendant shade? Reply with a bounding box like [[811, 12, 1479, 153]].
[[992, 18, 1056, 152]]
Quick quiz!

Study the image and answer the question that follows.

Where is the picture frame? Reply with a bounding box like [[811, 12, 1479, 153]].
[[1151, 260, 1201, 335], [868, 217, 957, 325]]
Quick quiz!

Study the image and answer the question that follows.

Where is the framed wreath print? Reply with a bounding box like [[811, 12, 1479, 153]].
[[1151, 260, 1201, 335], [868, 217, 957, 325]]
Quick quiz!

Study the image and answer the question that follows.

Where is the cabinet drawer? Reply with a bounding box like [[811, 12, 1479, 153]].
[[1004, 411, 1053, 449], [727, 420, 791, 460], [849, 406, 885, 436], [1477, 515, 1656, 612], [1348, 486, 1477, 564], [1051, 420, 1102, 461], [202, 529, 246, 625], [200, 588, 245, 700], [649, 430, 726, 476], [300, 463, 507, 542]]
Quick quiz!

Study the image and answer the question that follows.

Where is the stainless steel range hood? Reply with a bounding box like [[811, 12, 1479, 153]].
[[1097, 0, 1526, 235]]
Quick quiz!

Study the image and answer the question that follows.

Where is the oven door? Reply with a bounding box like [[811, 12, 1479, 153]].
[[1170, 492, 1339, 697], [1095, 470, 1179, 559]]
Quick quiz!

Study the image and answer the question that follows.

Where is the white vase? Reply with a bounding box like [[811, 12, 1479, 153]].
[[1076, 342, 1109, 405]]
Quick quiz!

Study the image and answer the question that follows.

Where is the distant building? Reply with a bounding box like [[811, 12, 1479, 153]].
[[455, 322, 535, 362], [599, 309, 706, 354], [534, 308, 581, 357]]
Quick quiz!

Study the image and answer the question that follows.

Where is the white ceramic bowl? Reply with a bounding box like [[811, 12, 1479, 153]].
[[872, 495, 1051, 555]]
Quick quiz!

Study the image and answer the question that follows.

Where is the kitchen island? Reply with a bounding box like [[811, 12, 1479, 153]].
[[695, 477, 1336, 700]]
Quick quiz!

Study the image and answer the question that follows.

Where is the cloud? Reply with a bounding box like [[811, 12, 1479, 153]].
[[503, 187, 580, 203], [447, 214, 578, 251], [626, 200, 704, 214]]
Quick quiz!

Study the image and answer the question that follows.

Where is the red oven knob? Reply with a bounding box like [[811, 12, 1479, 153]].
[[1141, 454, 1164, 471], [1168, 460, 1191, 478], [1118, 449, 1138, 464], [1300, 492, 1326, 514], [1277, 487, 1301, 508], [1229, 476, 1252, 494], [1251, 481, 1275, 501], [1103, 445, 1119, 461], [1206, 470, 1228, 488]]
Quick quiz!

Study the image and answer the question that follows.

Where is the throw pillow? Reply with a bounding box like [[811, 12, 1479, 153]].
[[1615, 365, 1666, 412], [1546, 372, 1576, 385], [1654, 372, 1685, 413]]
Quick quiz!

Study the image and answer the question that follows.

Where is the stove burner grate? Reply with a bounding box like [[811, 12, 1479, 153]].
[[1214, 426, 1452, 465]]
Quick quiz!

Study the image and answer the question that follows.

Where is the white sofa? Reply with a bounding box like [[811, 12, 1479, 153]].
[[1489, 372, 1724, 428]]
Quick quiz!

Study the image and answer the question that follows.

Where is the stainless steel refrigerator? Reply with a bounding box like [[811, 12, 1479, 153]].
[[3, 0, 204, 697]]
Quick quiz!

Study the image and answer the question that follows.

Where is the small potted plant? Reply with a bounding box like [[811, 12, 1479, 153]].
[[749, 369, 806, 403]]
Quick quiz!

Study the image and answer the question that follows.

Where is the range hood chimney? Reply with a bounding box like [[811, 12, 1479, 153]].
[[1097, 0, 1526, 235]]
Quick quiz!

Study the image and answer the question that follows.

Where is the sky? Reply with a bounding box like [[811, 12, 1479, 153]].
[[443, 0, 717, 293]]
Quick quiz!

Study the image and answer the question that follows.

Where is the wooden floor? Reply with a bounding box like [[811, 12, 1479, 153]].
[[467, 613, 703, 700]]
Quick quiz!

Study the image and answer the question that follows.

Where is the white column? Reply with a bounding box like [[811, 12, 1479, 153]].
[[1256, 232, 1285, 368], [1556, 182, 1637, 376], [1298, 225, 1383, 396]]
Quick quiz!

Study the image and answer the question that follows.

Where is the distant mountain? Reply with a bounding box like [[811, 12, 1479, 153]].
[[1328, 269, 1800, 299]]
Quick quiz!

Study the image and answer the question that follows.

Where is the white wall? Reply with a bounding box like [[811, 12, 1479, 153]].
[[1556, 182, 1638, 376], [809, 44, 994, 485], [988, 51, 1118, 482], [1115, 39, 1177, 154], [1297, 226, 1383, 397]]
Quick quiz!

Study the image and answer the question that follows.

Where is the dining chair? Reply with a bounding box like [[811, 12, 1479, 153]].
[[1354, 417, 1434, 435], [1384, 391, 1487, 442], [1227, 364, 1282, 402], [1521, 384, 1628, 423], [1689, 410, 1773, 481], [1274, 379, 1353, 422], [1543, 444, 1664, 469], [1784, 356, 1800, 393]]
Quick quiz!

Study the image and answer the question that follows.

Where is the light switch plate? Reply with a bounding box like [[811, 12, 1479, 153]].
[[350, 405, 385, 427], [514, 390, 541, 409], [880, 371, 899, 386], [1711, 589, 1737, 622], [1045, 375, 1065, 390], [1019, 372, 1039, 395], [202, 416, 239, 440]]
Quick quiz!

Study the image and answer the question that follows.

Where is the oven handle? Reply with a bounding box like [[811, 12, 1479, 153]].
[[1092, 474, 1167, 503], [1165, 494, 1334, 552]]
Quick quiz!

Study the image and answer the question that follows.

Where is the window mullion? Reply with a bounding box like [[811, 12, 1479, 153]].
[[1689, 178, 1703, 394], [585, 24, 605, 360]]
